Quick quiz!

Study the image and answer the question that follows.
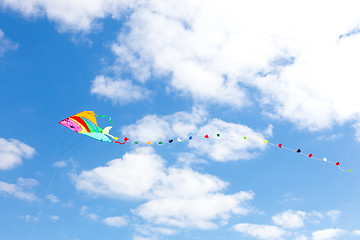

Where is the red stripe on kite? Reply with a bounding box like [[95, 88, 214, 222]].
[[70, 116, 91, 132]]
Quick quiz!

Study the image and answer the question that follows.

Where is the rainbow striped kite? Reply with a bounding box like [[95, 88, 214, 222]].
[[59, 111, 128, 144]]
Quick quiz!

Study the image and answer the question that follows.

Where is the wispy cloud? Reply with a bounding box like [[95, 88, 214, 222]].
[[102, 216, 128, 227], [53, 160, 68, 168], [312, 228, 345, 240], [0, 178, 38, 201], [325, 210, 341, 223], [21, 214, 39, 222], [233, 223, 286, 240], [46, 194, 59, 203], [91, 75, 150, 104], [80, 206, 98, 221], [0, 29, 18, 57], [49, 215, 59, 221], [0, 138, 36, 170]]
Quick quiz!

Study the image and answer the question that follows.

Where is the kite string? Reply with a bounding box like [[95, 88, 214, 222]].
[[29, 168, 57, 240], [125, 134, 351, 172], [267, 141, 350, 172], [29, 128, 84, 240], [28, 128, 67, 240]]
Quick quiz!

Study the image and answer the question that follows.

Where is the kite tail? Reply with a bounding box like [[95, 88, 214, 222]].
[[96, 115, 113, 124], [113, 137, 129, 145]]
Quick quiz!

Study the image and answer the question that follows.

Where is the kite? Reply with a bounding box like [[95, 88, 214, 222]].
[[59, 111, 351, 172], [59, 111, 129, 144]]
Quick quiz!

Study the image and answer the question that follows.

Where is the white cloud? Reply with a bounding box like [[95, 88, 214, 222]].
[[135, 191, 253, 229], [91, 75, 150, 104], [46, 194, 59, 203], [17, 177, 38, 187], [0, 29, 18, 56], [80, 206, 98, 221], [106, 0, 360, 138], [133, 236, 155, 240], [325, 210, 341, 223], [49, 215, 59, 221], [121, 105, 207, 143], [134, 224, 178, 238], [102, 216, 128, 227], [4, 0, 360, 136], [280, 192, 303, 203], [151, 227, 177, 236], [74, 147, 166, 199], [189, 119, 268, 162], [121, 107, 268, 162], [312, 228, 345, 240], [0, 0, 136, 32], [0, 138, 36, 170], [74, 147, 254, 230], [233, 223, 286, 240], [80, 206, 89, 215], [271, 209, 341, 229], [21, 214, 39, 222], [296, 235, 308, 240], [272, 210, 306, 229], [353, 230, 360, 236], [53, 160, 67, 168], [5, 178, 38, 201], [0, 178, 38, 201]]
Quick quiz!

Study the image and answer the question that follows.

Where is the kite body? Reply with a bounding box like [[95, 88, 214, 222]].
[[59, 111, 116, 142]]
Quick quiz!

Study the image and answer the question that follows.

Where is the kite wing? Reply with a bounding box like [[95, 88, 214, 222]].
[[59, 111, 116, 142]]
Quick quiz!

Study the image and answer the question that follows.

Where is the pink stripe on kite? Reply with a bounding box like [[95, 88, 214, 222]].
[[59, 118, 82, 132]]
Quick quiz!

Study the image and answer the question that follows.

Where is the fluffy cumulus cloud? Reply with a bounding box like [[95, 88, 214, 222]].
[[189, 119, 268, 161], [0, 29, 18, 57], [73, 147, 254, 230], [0, 138, 36, 170], [122, 107, 268, 162], [270, 209, 342, 231], [272, 210, 306, 229], [233, 223, 286, 240], [312, 228, 345, 240], [107, 0, 360, 138], [4, 0, 360, 136], [135, 190, 253, 229], [6, 0, 360, 136], [74, 147, 166, 199], [90, 75, 150, 104], [0, 177, 38, 201], [121, 106, 207, 143]]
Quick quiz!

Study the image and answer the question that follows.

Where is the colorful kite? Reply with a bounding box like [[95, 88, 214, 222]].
[[59, 111, 128, 144]]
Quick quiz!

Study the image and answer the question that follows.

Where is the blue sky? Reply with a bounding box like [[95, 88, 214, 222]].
[[1, 1, 360, 240]]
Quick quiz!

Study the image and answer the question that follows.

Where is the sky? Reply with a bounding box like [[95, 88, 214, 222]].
[[1, 0, 360, 239]]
